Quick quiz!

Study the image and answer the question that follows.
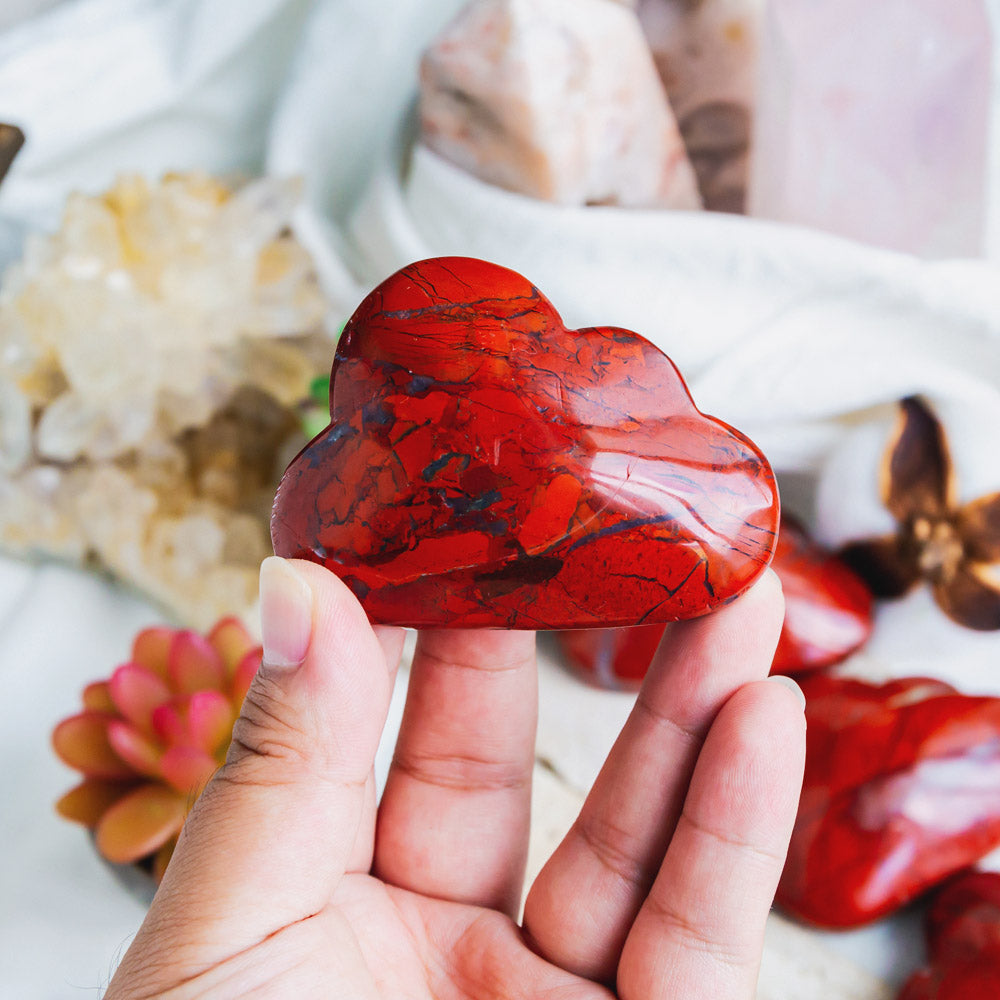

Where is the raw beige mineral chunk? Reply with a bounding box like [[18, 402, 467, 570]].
[[0, 172, 331, 629], [637, 0, 763, 212], [420, 0, 702, 209]]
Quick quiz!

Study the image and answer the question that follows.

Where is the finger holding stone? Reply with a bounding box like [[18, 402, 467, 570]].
[[522, 571, 784, 983]]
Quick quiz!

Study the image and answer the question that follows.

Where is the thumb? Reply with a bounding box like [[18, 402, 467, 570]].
[[118, 557, 398, 981]]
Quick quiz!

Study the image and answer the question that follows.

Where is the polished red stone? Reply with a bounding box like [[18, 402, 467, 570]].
[[271, 257, 778, 628], [559, 621, 666, 690], [927, 871, 1000, 962], [771, 515, 874, 673], [776, 676, 1000, 928], [557, 514, 873, 689], [897, 871, 1000, 999], [899, 956, 1000, 1000]]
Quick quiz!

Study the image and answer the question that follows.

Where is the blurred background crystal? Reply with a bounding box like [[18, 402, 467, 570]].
[[419, 0, 702, 209], [750, 0, 999, 258], [0, 172, 330, 629], [638, 0, 763, 214]]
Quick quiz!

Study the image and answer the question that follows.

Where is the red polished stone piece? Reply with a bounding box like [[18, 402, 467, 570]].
[[897, 871, 1000, 999], [271, 257, 778, 628], [557, 515, 873, 689], [776, 675, 1000, 928], [898, 956, 1000, 1000], [559, 621, 665, 690], [927, 871, 1000, 963], [771, 515, 874, 674]]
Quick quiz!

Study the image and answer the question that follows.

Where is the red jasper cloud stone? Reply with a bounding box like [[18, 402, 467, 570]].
[[558, 514, 873, 688], [271, 257, 778, 628]]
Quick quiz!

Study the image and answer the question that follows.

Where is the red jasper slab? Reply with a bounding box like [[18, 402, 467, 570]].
[[927, 871, 1000, 962], [271, 257, 778, 628], [898, 871, 1000, 999], [926, 871, 1000, 960], [776, 675, 1000, 928], [559, 620, 665, 690], [557, 515, 873, 689], [771, 515, 874, 674], [899, 955, 1000, 1000]]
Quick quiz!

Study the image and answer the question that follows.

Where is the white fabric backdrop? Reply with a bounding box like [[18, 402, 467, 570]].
[[3, 0, 1000, 994]]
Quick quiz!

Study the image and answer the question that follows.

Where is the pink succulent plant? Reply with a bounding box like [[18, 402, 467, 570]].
[[52, 618, 261, 882]]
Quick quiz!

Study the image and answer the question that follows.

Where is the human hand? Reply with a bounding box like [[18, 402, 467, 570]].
[[107, 557, 805, 999]]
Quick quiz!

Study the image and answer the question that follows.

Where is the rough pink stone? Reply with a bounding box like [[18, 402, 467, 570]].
[[750, 0, 996, 256], [637, 0, 763, 213], [419, 0, 702, 210]]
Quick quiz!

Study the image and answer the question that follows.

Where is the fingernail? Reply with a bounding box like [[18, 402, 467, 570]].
[[768, 673, 807, 711], [259, 557, 313, 669]]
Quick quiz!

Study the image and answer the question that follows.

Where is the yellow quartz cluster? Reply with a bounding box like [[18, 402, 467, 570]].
[[0, 172, 331, 628]]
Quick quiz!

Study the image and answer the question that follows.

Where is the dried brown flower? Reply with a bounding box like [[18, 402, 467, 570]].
[[840, 397, 1000, 631]]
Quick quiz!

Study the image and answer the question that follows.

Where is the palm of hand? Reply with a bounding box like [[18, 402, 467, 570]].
[[327, 875, 612, 999], [107, 562, 803, 1000]]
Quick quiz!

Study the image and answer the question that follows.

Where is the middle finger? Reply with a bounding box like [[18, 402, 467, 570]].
[[373, 628, 537, 917]]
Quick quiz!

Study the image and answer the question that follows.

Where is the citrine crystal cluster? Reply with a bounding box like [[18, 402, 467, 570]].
[[0, 173, 330, 627]]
